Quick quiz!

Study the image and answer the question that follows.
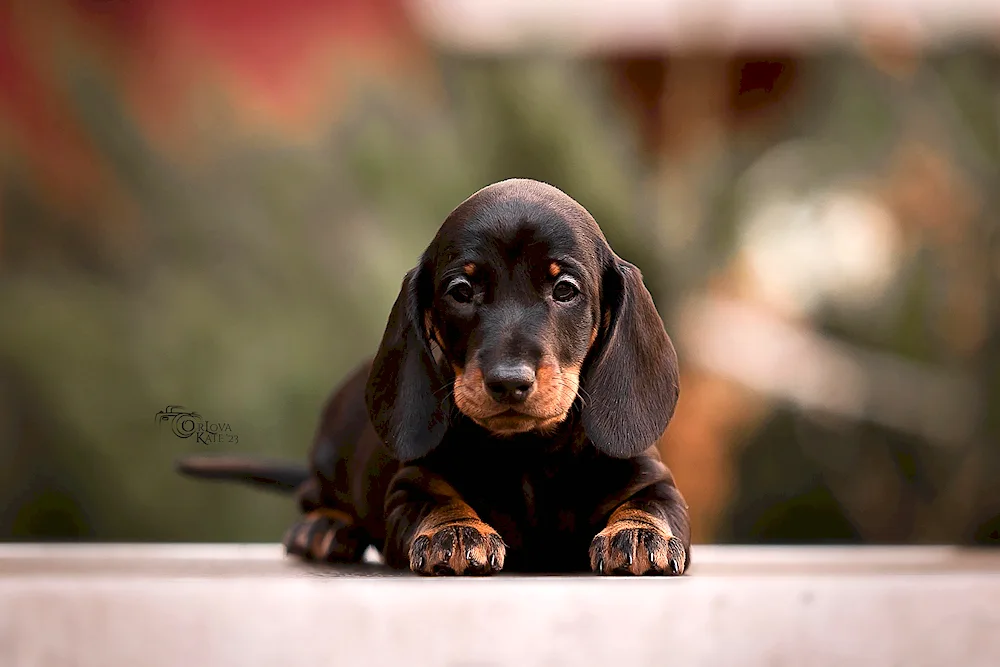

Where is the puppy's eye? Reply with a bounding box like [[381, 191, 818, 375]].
[[552, 278, 579, 303], [447, 278, 474, 304]]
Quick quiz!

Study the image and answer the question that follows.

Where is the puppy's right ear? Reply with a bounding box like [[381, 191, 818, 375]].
[[365, 261, 449, 462]]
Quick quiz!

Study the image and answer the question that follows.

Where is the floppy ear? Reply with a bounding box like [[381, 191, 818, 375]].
[[581, 259, 680, 458], [365, 261, 450, 462]]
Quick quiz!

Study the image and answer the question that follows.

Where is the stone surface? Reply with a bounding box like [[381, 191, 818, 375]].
[[1, 544, 999, 666]]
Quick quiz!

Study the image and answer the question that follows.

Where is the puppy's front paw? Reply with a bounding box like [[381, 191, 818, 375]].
[[409, 520, 506, 576], [589, 513, 686, 576], [283, 508, 364, 563]]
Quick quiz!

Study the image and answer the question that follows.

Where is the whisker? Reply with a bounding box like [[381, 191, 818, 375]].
[[435, 384, 455, 407], [431, 380, 454, 399]]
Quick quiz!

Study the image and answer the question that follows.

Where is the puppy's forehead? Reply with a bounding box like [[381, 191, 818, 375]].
[[434, 180, 607, 271]]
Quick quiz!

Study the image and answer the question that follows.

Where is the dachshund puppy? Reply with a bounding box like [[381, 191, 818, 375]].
[[178, 178, 690, 576]]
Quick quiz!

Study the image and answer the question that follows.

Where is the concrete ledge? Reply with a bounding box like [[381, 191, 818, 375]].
[[2, 544, 999, 666]]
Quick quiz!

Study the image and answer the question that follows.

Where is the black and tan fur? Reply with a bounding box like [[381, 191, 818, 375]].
[[178, 178, 690, 576]]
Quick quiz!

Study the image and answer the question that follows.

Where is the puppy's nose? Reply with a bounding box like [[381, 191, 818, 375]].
[[484, 363, 536, 404]]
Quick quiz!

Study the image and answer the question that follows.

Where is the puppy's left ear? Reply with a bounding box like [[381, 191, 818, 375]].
[[365, 259, 450, 462], [581, 259, 680, 458]]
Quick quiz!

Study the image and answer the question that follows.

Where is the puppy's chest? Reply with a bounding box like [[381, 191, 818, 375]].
[[460, 460, 601, 552]]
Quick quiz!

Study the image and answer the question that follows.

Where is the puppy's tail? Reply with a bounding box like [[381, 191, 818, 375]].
[[176, 455, 308, 493]]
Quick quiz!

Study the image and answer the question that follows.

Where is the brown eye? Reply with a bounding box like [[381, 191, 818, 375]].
[[447, 278, 474, 304], [552, 278, 579, 303]]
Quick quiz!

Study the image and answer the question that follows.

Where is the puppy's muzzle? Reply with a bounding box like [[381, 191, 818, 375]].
[[483, 363, 536, 405]]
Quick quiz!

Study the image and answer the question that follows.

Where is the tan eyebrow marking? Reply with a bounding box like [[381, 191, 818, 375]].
[[463, 263, 476, 276], [549, 262, 561, 277]]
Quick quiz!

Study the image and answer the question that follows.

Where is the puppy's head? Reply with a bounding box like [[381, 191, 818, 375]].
[[366, 179, 679, 461]]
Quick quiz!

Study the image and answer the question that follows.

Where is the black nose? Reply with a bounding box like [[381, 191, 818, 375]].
[[484, 363, 536, 404]]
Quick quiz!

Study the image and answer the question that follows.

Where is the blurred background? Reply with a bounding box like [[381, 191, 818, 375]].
[[0, 0, 997, 547]]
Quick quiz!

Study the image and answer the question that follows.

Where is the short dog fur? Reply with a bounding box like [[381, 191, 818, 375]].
[[178, 178, 690, 576]]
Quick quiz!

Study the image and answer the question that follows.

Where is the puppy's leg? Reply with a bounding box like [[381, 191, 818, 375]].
[[384, 466, 506, 576], [282, 363, 380, 563], [283, 477, 369, 563], [589, 476, 691, 576]]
